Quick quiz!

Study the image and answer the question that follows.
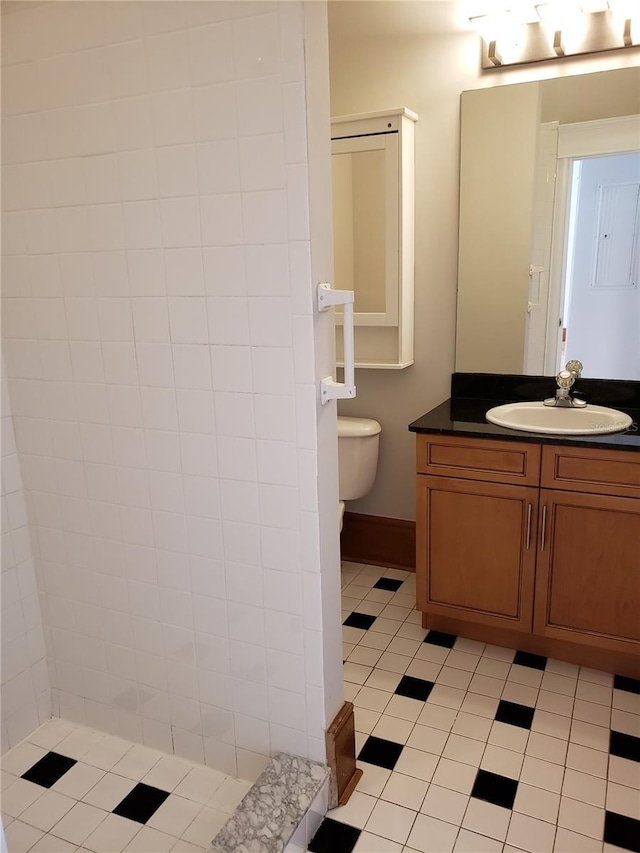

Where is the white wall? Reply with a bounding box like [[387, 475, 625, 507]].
[[1, 0, 342, 779], [1, 354, 51, 752], [329, 16, 640, 521]]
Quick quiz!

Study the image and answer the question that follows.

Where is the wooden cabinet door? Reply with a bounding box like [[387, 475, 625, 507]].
[[535, 489, 640, 653], [416, 475, 537, 631]]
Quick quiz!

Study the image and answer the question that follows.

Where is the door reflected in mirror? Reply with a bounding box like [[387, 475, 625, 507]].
[[456, 67, 640, 381]]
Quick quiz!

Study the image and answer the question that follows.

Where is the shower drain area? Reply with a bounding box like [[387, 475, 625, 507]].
[[1, 719, 252, 852]]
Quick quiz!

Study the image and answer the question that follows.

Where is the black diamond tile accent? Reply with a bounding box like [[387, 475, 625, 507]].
[[513, 650, 547, 670], [357, 735, 404, 771], [343, 612, 376, 630], [373, 577, 403, 592], [113, 782, 170, 824], [471, 769, 518, 810], [610, 730, 640, 763], [395, 675, 434, 702], [614, 674, 640, 696], [423, 630, 456, 648], [604, 811, 640, 853], [495, 700, 535, 730], [309, 818, 361, 853], [21, 752, 77, 788]]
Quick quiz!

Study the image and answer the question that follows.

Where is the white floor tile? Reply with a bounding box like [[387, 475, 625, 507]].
[[441, 733, 485, 766], [501, 682, 539, 707], [29, 833, 77, 853], [575, 680, 613, 707], [531, 709, 571, 741], [606, 780, 640, 819], [611, 708, 640, 737], [329, 791, 378, 829], [83, 813, 141, 853], [372, 715, 414, 745], [578, 668, 613, 687], [2, 778, 45, 818], [512, 783, 560, 824], [55, 729, 104, 761], [27, 720, 76, 751], [354, 830, 403, 852], [147, 795, 202, 837], [349, 646, 384, 668], [525, 731, 568, 766], [405, 724, 448, 756], [81, 772, 136, 811], [81, 736, 133, 772], [393, 748, 438, 784], [505, 811, 556, 853], [553, 827, 603, 852], [454, 828, 502, 852], [480, 745, 524, 781], [381, 772, 428, 812], [386, 638, 423, 658], [384, 695, 424, 723], [426, 685, 465, 711], [565, 742, 609, 778], [172, 767, 226, 805], [488, 721, 529, 753], [431, 759, 477, 795], [482, 645, 515, 664], [365, 799, 417, 845], [475, 657, 511, 681], [509, 665, 543, 689], [141, 755, 193, 792], [459, 694, 500, 720], [376, 652, 412, 675], [356, 762, 392, 798], [49, 802, 109, 845], [444, 650, 480, 673], [415, 703, 457, 732], [53, 762, 106, 799], [451, 712, 492, 742], [561, 768, 607, 807], [569, 720, 609, 752], [612, 688, 640, 715], [572, 698, 611, 728], [406, 814, 458, 853], [124, 825, 177, 852], [344, 662, 374, 685], [535, 690, 574, 717], [180, 806, 228, 846], [468, 674, 504, 699], [557, 797, 605, 840], [421, 785, 469, 825], [354, 686, 392, 714], [359, 631, 393, 651], [436, 667, 473, 691], [519, 755, 564, 793], [4, 819, 45, 853], [365, 669, 402, 693], [355, 707, 382, 735], [19, 789, 76, 832], [608, 755, 640, 790], [462, 798, 510, 842], [1, 742, 47, 776]]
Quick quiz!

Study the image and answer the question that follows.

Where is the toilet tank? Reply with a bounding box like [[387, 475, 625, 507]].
[[337, 416, 381, 501]]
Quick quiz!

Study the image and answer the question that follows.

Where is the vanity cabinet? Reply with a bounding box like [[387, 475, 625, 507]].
[[416, 435, 640, 667]]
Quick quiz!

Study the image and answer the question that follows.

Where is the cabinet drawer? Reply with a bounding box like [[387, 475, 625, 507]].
[[541, 445, 640, 498], [416, 435, 541, 486]]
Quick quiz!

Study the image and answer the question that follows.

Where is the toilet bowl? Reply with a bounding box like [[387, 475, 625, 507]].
[[337, 416, 382, 530]]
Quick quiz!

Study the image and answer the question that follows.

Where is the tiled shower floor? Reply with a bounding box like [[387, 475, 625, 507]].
[[311, 562, 640, 853], [1, 720, 250, 852]]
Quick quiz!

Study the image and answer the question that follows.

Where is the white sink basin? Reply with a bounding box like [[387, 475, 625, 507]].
[[486, 401, 633, 435]]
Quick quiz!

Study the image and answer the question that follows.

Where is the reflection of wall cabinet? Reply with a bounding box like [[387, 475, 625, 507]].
[[415, 436, 640, 672], [331, 108, 418, 369]]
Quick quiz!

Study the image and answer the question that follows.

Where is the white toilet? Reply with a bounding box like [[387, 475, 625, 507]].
[[337, 416, 382, 530]]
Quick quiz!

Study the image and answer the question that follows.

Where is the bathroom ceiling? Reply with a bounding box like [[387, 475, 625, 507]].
[[328, 0, 474, 38]]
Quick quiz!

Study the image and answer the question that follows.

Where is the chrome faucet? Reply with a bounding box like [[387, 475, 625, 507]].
[[543, 360, 586, 408]]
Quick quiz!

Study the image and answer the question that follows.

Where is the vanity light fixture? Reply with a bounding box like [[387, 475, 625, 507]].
[[466, 0, 640, 68]]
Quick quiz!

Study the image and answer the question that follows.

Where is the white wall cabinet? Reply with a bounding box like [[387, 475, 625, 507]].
[[331, 108, 417, 369]]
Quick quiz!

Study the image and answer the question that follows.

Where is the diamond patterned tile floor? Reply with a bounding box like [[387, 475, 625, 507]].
[[310, 561, 640, 853], [1, 721, 251, 852]]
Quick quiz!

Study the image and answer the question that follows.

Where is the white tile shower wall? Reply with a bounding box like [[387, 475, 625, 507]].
[[1, 354, 51, 752], [1, 0, 342, 778]]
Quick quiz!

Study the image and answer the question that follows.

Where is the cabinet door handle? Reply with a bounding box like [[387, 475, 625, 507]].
[[540, 505, 547, 551], [525, 503, 532, 550]]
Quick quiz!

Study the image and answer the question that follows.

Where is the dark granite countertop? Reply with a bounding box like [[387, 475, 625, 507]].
[[408, 373, 640, 452]]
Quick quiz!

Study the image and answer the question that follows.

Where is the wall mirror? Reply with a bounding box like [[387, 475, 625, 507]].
[[455, 67, 640, 381]]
